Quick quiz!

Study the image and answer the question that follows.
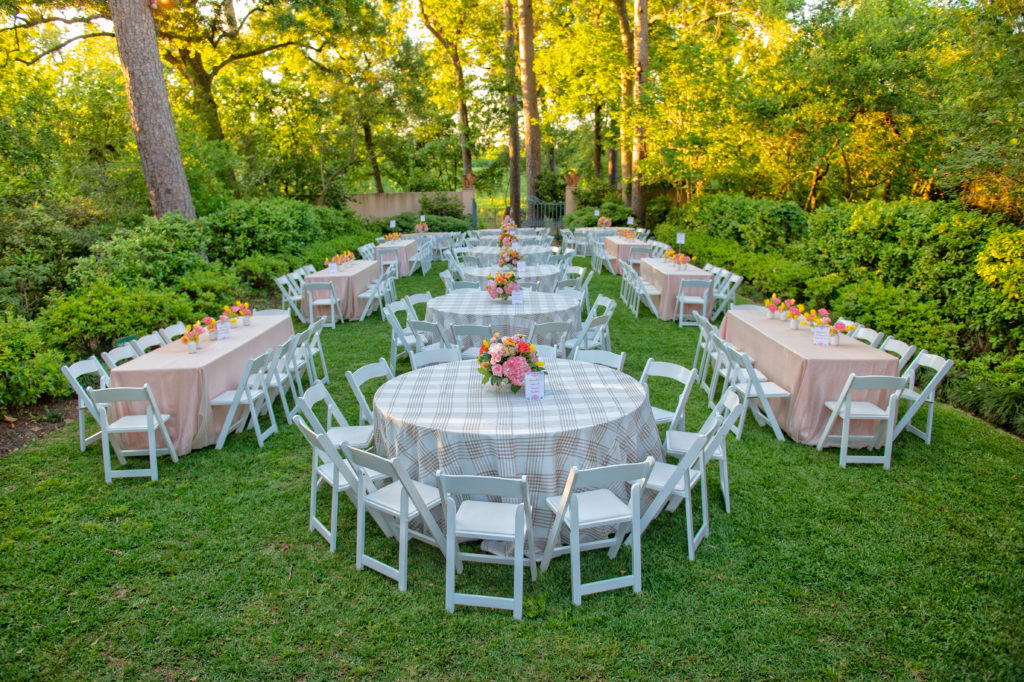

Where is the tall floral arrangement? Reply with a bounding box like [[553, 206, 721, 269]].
[[597, 216, 612, 228], [497, 247, 520, 268], [477, 333, 545, 392], [414, 221, 429, 233], [485, 271, 520, 300]]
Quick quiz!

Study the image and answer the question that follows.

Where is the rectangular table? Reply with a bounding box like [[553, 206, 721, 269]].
[[301, 261, 379, 320], [376, 239, 418, 277], [720, 308, 898, 446], [109, 313, 294, 454], [639, 259, 714, 321], [604, 236, 648, 274]]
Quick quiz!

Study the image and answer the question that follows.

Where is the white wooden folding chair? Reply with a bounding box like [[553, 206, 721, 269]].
[[409, 347, 461, 370], [304, 282, 343, 329], [816, 374, 908, 469], [566, 313, 612, 358], [540, 458, 654, 606], [341, 444, 447, 592], [527, 321, 571, 358], [100, 343, 139, 371], [209, 350, 278, 450], [438, 472, 537, 619], [711, 273, 743, 320], [129, 331, 166, 356], [297, 381, 373, 450], [383, 307, 418, 373], [573, 349, 626, 371], [61, 357, 109, 451], [849, 326, 885, 348], [87, 384, 178, 483], [305, 318, 330, 385], [725, 344, 789, 440], [879, 336, 918, 373], [676, 279, 712, 327], [157, 321, 187, 345], [345, 358, 394, 426], [274, 275, 306, 323], [894, 352, 954, 445], [403, 292, 434, 322], [640, 358, 698, 428], [450, 323, 493, 359]]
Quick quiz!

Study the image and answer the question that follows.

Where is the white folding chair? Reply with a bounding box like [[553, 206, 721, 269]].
[[879, 336, 918, 373], [438, 472, 537, 620], [573, 349, 626, 371], [61, 357, 110, 451], [676, 279, 712, 327], [566, 313, 612, 358], [209, 350, 278, 450], [297, 380, 373, 450], [409, 347, 461, 370], [894, 352, 954, 445], [640, 358, 698, 428], [87, 384, 178, 483], [304, 282, 343, 329], [527, 321, 571, 358], [540, 458, 654, 606], [711, 273, 743, 320], [100, 343, 139, 371], [129, 331, 166, 356], [341, 444, 446, 592], [346, 358, 394, 426], [274, 275, 306, 323], [305, 318, 330, 385], [450, 323, 492, 359], [383, 307, 418, 373], [403, 292, 434, 322], [726, 344, 789, 440], [262, 340, 295, 421], [849, 326, 885, 348], [157, 321, 187, 345], [816, 374, 908, 469]]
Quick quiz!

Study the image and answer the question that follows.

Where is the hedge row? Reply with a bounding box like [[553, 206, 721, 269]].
[[653, 194, 1024, 436]]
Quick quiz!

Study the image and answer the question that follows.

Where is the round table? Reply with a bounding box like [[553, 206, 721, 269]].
[[371, 359, 663, 550], [425, 290, 581, 351], [467, 245, 552, 266], [462, 264, 562, 292]]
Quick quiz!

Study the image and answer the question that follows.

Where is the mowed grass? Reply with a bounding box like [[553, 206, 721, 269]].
[[1, 261, 1022, 680]]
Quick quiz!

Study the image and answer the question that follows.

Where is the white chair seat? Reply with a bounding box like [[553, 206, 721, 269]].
[[107, 413, 172, 433], [545, 488, 631, 528], [824, 400, 891, 420], [734, 380, 789, 399], [366, 480, 442, 517], [325, 424, 374, 449], [664, 430, 701, 454], [645, 460, 703, 495], [454, 500, 520, 542], [650, 405, 675, 424], [316, 460, 386, 489], [309, 297, 335, 307], [210, 387, 268, 405]]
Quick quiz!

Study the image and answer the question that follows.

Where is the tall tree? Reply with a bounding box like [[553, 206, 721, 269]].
[[109, 0, 195, 219], [504, 0, 521, 223], [611, 0, 633, 202], [630, 0, 647, 222], [518, 0, 541, 206]]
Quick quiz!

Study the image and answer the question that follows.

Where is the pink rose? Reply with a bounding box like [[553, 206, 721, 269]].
[[491, 362, 504, 377], [503, 355, 529, 386]]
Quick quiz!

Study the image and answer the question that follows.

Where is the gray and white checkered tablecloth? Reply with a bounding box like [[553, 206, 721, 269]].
[[372, 359, 663, 550], [462, 264, 562, 292], [426, 291, 581, 350], [467, 245, 552, 265]]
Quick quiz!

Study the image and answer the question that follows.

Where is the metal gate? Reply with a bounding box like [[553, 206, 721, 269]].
[[523, 197, 565, 229]]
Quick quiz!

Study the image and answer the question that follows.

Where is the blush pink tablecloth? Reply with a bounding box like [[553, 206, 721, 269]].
[[108, 313, 294, 454], [604, 236, 648, 274], [376, 239, 418, 277], [639, 259, 714, 321], [302, 261, 379, 320], [720, 308, 899, 446]]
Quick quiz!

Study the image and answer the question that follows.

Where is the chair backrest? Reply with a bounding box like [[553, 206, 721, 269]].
[[410, 347, 461, 370], [451, 324, 492, 351], [573, 349, 626, 371], [158, 321, 187, 345], [87, 384, 160, 429], [408, 319, 450, 351], [641, 359, 697, 419], [628, 246, 652, 261], [849, 326, 885, 347], [253, 309, 286, 315], [62, 356, 110, 414], [346, 358, 394, 425], [297, 380, 351, 434], [904, 351, 954, 396], [564, 265, 585, 279], [562, 458, 653, 497], [130, 331, 166, 356], [527, 320, 571, 347], [293, 414, 359, 489], [275, 275, 299, 297], [451, 280, 480, 291], [833, 374, 908, 420], [304, 281, 335, 297], [677, 279, 712, 297], [403, 292, 434, 322], [879, 336, 918, 372], [438, 472, 531, 517], [101, 343, 139, 370], [440, 270, 455, 293], [302, 264, 316, 276], [569, 313, 611, 358]]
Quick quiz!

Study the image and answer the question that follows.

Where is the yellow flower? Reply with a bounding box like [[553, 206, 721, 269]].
[[536, 361, 545, 367]]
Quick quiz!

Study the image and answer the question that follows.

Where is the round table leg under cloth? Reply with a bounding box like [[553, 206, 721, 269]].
[[372, 359, 663, 553]]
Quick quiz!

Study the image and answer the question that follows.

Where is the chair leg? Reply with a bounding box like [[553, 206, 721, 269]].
[[513, 509, 525, 620], [398, 498, 409, 592], [355, 492, 366, 570], [147, 424, 158, 482], [445, 506, 456, 613], [102, 434, 113, 484], [329, 484, 339, 552], [309, 455, 319, 533], [839, 414, 851, 467], [631, 491, 642, 593], [570, 521, 582, 606]]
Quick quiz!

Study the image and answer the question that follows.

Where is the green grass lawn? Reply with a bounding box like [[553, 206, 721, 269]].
[[2, 263, 1022, 680]]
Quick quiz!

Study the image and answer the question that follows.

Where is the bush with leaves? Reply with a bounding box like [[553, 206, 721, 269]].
[[418, 193, 465, 218], [372, 212, 470, 234], [572, 180, 619, 208], [564, 200, 635, 228], [0, 312, 67, 409]]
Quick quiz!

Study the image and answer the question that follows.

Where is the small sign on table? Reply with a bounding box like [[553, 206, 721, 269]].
[[627, 216, 634, 226], [510, 289, 524, 306], [813, 325, 830, 347], [525, 372, 545, 400], [676, 232, 686, 245], [594, 209, 600, 217], [389, 219, 396, 229]]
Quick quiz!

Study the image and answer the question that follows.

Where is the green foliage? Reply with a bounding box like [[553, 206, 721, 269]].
[[644, 194, 674, 229], [945, 353, 1024, 436], [231, 253, 294, 299], [564, 200, 634, 228], [572, 180, 619, 208], [418, 193, 464, 219], [371, 212, 471, 234], [535, 170, 565, 203], [0, 312, 66, 409], [36, 279, 195, 357], [976, 229, 1024, 303], [178, 262, 244, 316]]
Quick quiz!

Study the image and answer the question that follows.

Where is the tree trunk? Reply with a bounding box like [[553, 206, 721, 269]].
[[548, 145, 556, 173], [631, 0, 648, 225], [167, 48, 226, 142], [608, 145, 618, 188], [363, 122, 384, 194], [612, 0, 633, 203], [504, 0, 521, 225], [109, 0, 195, 219], [518, 0, 542, 211], [594, 102, 603, 179]]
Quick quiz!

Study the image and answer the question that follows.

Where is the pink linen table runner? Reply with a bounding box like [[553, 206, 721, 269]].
[[109, 313, 294, 454]]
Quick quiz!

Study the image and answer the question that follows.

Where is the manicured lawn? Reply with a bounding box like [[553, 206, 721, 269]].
[[1, 262, 1022, 680]]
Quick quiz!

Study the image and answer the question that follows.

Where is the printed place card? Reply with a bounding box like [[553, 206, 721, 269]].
[[420, 214, 426, 221], [510, 289, 524, 305], [389, 219, 396, 229], [525, 372, 544, 400], [813, 325, 830, 346], [676, 232, 686, 245], [627, 216, 634, 226], [594, 209, 601, 217]]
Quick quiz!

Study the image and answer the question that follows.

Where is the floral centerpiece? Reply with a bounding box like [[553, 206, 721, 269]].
[[385, 232, 402, 241], [497, 247, 520, 268], [326, 251, 355, 267], [617, 228, 636, 238], [598, 216, 613, 228], [501, 214, 516, 228], [414, 221, 429, 233], [233, 300, 252, 324], [477, 333, 545, 392], [499, 219, 518, 247], [181, 322, 204, 351], [663, 249, 691, 266], [485, 271, 520, 301]]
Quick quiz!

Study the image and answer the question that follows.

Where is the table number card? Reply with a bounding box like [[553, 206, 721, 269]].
[[389, 219, 396, 229], [676, 232, 686, 245], [525, 372, 544, 400], [594, 209, 600, 217], [510, 289, 524, 306], [813, 325, 830, 346], [627, 216, 634, 226], [420, 214, 426, 222]]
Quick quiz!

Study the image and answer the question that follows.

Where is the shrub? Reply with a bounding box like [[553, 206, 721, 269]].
[[572, 180, 619, 208], [535, 170, 566, 203], [419, 193, 465, 219], [37, 278, 195, 357], [564, 200, 635, 228], [644, 194, 674, 228], [232, 253, 293, 298], [945, 353, 1024, 437], [372, 212, 471, 234], [0, 312, 67, 409], [178, 262, 245, 315]]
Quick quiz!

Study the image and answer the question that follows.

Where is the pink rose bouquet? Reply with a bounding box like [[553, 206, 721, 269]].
[[477, 333, 545, 392]]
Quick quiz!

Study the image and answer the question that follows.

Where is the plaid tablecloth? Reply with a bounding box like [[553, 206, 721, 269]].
[[425, 291, 581, 350], [467, 245, 552, 266], [462, 264, 562, 292], [372, 359, 663, 550]]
